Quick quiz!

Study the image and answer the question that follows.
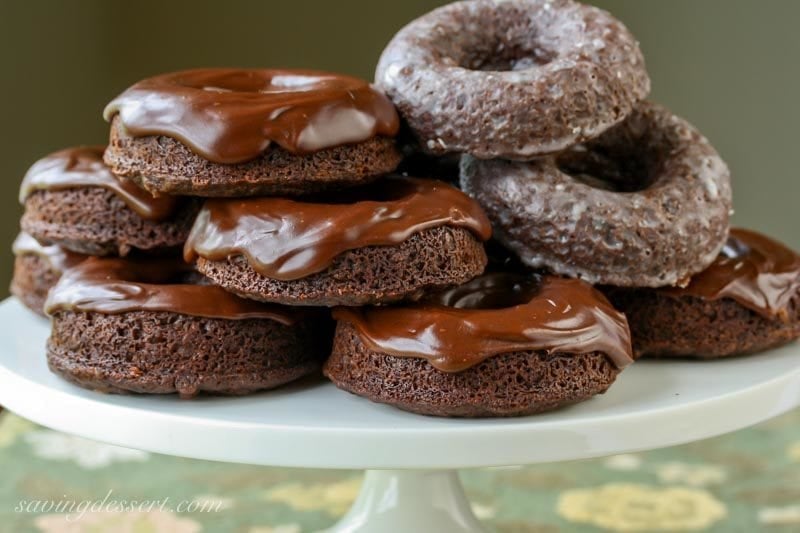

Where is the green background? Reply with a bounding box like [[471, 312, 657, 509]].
[[1, 0, 798, 294]]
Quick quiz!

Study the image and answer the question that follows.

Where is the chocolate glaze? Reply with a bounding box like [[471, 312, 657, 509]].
[[20, 146, 177, 221], [663, 228, 800, 320], [103, 68, 400, 164], [45, 256, 303, 324], [427, 272, 539, 309], [184, 177, 492, 281], [12, 232, 85, 273], [334, 274, 634, 372]]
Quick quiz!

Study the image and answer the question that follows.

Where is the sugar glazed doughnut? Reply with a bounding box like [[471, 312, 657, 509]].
[[375, 0, 650, 160], [604, 229, 800, 358], [461, 102, 733, 287], [326, 273, 634, 417], [45, 257, 329, 397]]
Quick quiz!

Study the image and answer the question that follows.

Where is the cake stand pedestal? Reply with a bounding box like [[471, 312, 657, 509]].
[[0, 298, 797, 533], [325, 470, 483, 533]]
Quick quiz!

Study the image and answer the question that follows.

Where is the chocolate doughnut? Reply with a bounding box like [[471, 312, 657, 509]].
[[45, 257, 329, 397], [326, 273, 633, 417], [461, 102, 732, 287], [604, 229, 800, 359], [10, 233, 85, 316], [184, 177, 492, 306], [375, 0, 650, 160], [104, 69, 402, 197], [20, 146, 199, 256]]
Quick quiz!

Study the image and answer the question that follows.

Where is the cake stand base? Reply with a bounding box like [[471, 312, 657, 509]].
[[323, 470, 485, 533]]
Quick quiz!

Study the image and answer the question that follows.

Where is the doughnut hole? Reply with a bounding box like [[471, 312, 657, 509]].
[[556, 143, 656, 193], [425, 273, 542, 310], [455, 35, 557, 71]]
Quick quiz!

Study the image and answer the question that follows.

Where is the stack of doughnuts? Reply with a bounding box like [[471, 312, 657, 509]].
[[13, 67, 522, 406], [11, 0, 797, 416], [375, 0, 800, 364], [14, 68, 422, 398]]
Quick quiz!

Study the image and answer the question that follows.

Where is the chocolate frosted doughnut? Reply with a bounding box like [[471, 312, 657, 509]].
[[461, 102, 732, 287], [325, 273, 633, 417], [10, 233, 86, 316], [45, 257, 329, 397], [604, 229, 800, 359], [185, 177, 492, 306], [20, 146, 199, 256], [104, 68, 402, 197], [375, 0, 650, 160]]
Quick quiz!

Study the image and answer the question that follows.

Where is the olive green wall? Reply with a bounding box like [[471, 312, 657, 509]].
[[1, 1, 798, 296]]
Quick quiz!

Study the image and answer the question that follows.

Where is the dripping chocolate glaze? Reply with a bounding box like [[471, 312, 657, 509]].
[[20, 146, 178, 221], [45, 257, 304, 324], [663, 228, 800, 320], [12, 232, 85, 273], [103, 68, 400, 164], [334, 274, 634, 372], [184, 177, 492, 281]]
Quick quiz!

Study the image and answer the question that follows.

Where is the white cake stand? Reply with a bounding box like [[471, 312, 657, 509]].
[[0, 298, 798, 532]]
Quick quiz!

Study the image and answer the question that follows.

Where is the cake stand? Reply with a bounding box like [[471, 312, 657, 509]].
[[0, 298, 798, 532]]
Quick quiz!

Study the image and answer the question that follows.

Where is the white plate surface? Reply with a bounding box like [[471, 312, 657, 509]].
[[0, 297, 797, 469]]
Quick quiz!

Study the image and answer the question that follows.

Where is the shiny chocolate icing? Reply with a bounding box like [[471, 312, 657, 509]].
[[184, 177, 492, 281], [45, 256, 302, 324], [103, 68, 400, 164], [663, 228, 800, 320], [20, 146, 178, 221], [334, 273, 634, 372], [12, 232, 85, 273]]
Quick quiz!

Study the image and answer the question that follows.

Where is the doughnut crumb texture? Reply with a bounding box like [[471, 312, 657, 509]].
[[21, 188, 200, 256], [48, 311, 328, 398]]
